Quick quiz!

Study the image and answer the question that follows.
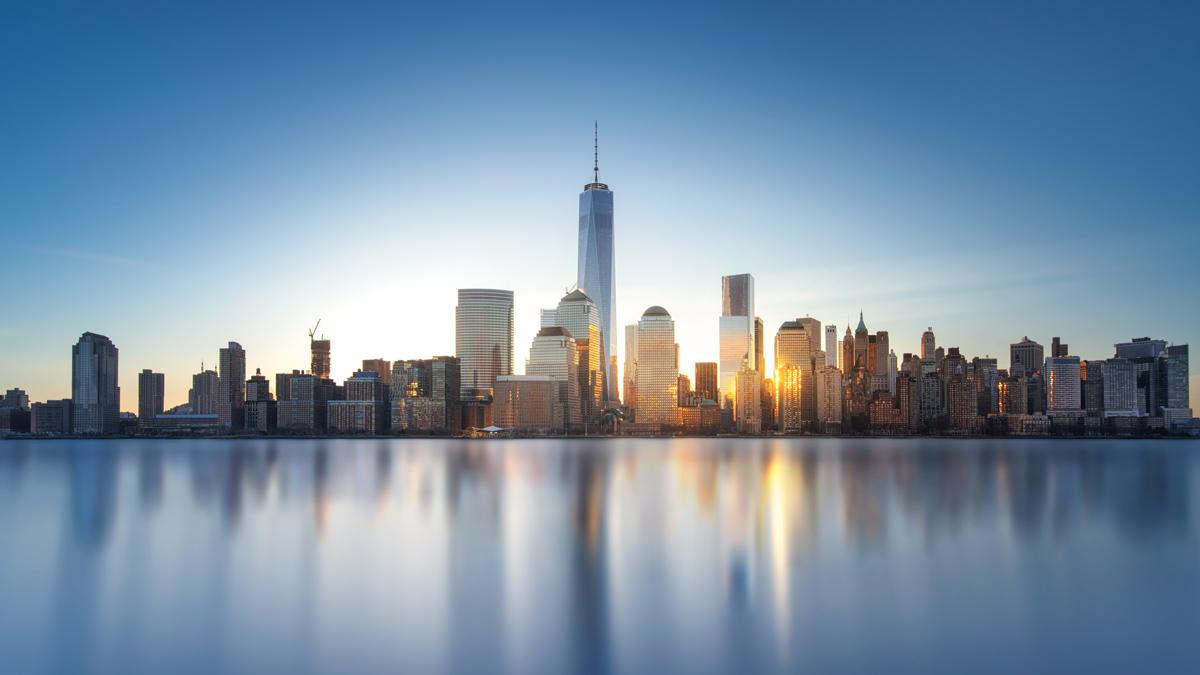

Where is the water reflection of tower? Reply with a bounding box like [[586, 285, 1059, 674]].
[[568, 446, 611, 673]]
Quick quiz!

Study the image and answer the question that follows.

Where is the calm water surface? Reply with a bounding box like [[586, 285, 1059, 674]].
[[1, 438, 1198, 674]]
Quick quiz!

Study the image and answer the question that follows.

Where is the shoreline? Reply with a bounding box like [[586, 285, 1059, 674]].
[[3, 433, 1197, 442]]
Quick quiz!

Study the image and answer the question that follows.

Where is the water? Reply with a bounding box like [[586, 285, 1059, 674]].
[[0, 438, 1197, 674]]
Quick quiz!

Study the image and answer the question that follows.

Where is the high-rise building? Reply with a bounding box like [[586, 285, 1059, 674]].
[[244, 368, 277, 433], [1010, 337, 1044, 376], [694, 362, 718, 403], [554, 289, 604, 420], [362, 359, 392, 386], [635, 306, 678, 427], [841, 326, 854, 375], [677, 374, 693, 407], [921, 327, 936, 360], [753, 317, 766, 377], [998, 376, 1027, 415], [1162, 345, 1190, 411], [540, 309, 558, 328], [577, 124, 617, 402], [388, 356, 460, 432], [774, 320, 813, 429], [190, 368, 218, 415], [623, 324, 639, 409], [815, 365, 843, 429], [2, 388, 30, 410], [1080, 359, 1105, 417], [526, 326, 581, 432], [493, 375, 559, 432], [1114, 337, 1166, 360], [719, 273, 755, 411], [853, 312, 869, 372], [735, 363, 761, 433], [138, 369, 165, 425], [72, 332, 120, 435], [1101, 358, 1138, 417], [311, 337, 331, 381], [456, 288, 514, 400], [825, 325, 838, 367], [1045, 356, 1082, 412], [1051, 337, 1069, 358], [217, 342, 247, 430]]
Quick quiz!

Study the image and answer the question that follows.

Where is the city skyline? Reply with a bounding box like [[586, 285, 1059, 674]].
[[3, 3, 1199, 412]]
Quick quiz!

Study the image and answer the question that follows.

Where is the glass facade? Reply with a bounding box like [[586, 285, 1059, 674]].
[[635, 307, 678, 426], [455, 289, 514, 399], [72, 332, 120, 434], [578, 185, 616, 402]]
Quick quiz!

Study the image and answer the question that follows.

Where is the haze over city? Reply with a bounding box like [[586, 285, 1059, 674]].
[[3, 1, 1197, 413]]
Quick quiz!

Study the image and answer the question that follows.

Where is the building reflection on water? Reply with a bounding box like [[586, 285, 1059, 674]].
[[0, 438, 1196, 674]]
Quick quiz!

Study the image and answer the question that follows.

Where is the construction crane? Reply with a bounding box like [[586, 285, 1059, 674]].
[[308, 319, 322, 341]]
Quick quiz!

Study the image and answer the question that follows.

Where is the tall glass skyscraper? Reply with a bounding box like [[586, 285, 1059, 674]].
[[456, 288, 514, 400], [577, 123, 617, 403], [72, 332, 120, 434], [719, 273, 755, 410]]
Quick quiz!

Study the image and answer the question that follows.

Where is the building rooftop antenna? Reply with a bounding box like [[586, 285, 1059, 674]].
[[593, 121, 599, 184]]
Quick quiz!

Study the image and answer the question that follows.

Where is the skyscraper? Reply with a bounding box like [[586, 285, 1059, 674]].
[[577, 123, 617, 402], [138, 369, 164, 425], [694, 362, 718, 403], [774, 320, 812, 430], [719, 273, 755, 411], [1010, 337, 1044, 376], [311, 336, 331, 381], [635, 306, 678, 427], [825, 325, 838, 367], [217, 341, 246, 430], [455, 288, 514, 400], [753, 317, 766, 376], [623, 323, 638, 409], [1045, 356, 1082, 413], [190, 368, 218, 414], [72, 332, 119, 434], [361, 359, 392, 385], [921, 327, 936, 360], [526, 326, 581, 431], [554, 289, 604, 421]]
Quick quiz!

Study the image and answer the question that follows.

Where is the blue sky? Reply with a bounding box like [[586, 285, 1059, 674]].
[[2, 1, 1198, 410]]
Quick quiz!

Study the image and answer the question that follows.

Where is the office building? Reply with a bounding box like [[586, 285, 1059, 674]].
[[1051, 337, 1069, 358], [635, 306, 678, 427], [677, 374, 692, 407], [774, 320, 813, 429], [138, 369, 165, 426], [389, 356, 460, 433], [1115, 337, 1166, 360], [456, 288, 514, 399], [217, 341, 246, 430], [31, 399, 72, 434], [1010, 337, 1044, 376], [623, 324, 638, 409], [815, 365, 843, 430], [719, 273, 755, 412], [554, 289, 604, 419], [244, 368, 276, 433], [362, 359, 392, 385], [1080, 359, 1105, 417], [921, 327, 936, 360], [526, 326, 581, 432], [825, 325, 838, 367], [776, 366, 804, 432], [577, 124, 618, 402], [493, 375, 559, 433], [753, 317, 766, 376], [694, 362, 718, 403], [2, 388, 30, 410], [1101, 358, 1138, 417], [1045, 356, 1082, 412], [998, 377, 1027, 415], [735, 363, 761, 433], [72, 332, 120, 434]]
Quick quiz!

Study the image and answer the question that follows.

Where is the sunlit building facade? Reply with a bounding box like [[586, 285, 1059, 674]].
[[694, 362, 718, 403], [526, 326, 581, 431], [217, 341, 246, 430], [577, 128, 617, 403], [623, 323, 638, 410], [493, 375, 559, 433], [554, 289, 604, 421], [1045, 356, 1082, 412], [635, 306, 678, 427], [456, 288, 514, 399], [719, 273, 755, 412]]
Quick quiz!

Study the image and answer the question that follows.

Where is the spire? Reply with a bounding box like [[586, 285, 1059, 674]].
[[856, 310, 867, 334], [593, 120, 599, 183]]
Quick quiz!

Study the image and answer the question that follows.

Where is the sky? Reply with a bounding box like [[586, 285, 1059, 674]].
[[2, 1, 1198, 412]]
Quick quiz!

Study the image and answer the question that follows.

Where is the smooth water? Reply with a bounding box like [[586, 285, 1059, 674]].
[[0, 438, 1197, 674]]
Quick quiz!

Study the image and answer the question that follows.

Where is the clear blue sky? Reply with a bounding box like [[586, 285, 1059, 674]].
[[2, 1, 1198, 411]]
